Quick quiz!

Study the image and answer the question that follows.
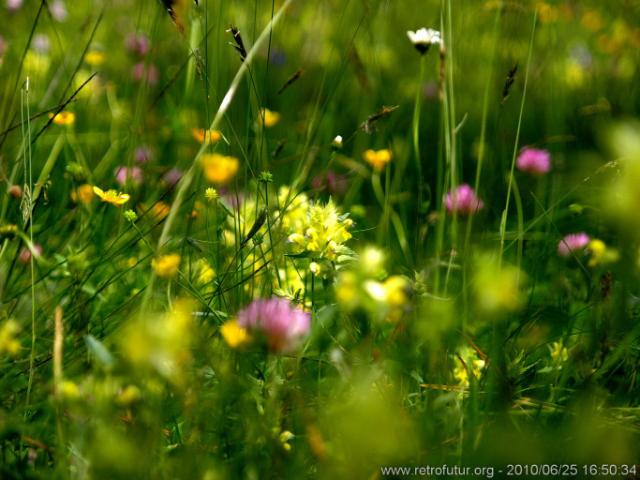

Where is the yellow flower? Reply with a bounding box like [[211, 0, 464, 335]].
[[550, 342, 569, 363], [361, 245, 386, 277], [71, 184, 94, 204], [587, 239, 619, 267], [453, 346, 486, 387], [383, 276, 411, 309], [116, 385, 141, 406], [363, 149, 392, 171], [195, 259, 215, 285], [302, 200, 353, 260], [259, 108, 280, 128], [84, 50, 106, 66], [205, 187, 219, 201], [277, 187, 309, 232], [335, 271, 359, 310], [0, 320, 21, 356], [58, 380, 81, 400], [201, 153, 239, 184], [279, 430, 294, 452], [49, 111, 76, 126], [152, 254, 181, 278], [152, 201, 171, 220], [192, 128, 222, 144], [220, 320, 249, 348], [92, 186, 130, 206]]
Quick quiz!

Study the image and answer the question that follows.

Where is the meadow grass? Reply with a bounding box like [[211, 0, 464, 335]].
[[1, 0, 640, 478]]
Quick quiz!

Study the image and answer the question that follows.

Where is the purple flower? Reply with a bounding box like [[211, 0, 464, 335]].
[[32, 34, 50, 54], [48, 0, 67, 21], [132, 62, 159, 85], [6, 0, 23, 12], [517, 147, 551, 175], [134, 146, 153, 164], [237, 298, 311, 352], [444, 184, 484, 215], [162, 168, 182, 186], [558, 232, 590, 257], [115, 166, 143, 186], [19, 244, 42, 264], [125, 33, 150, 57]]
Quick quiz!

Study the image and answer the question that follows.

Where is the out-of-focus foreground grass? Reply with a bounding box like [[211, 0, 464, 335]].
[[1, 0, 640, 478]]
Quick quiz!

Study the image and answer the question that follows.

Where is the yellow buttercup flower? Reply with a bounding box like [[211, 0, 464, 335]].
[[49, 111, 76, 126], [363, 149, 392, 171], [192, 128, 222, 144], [71, 184, 94, 204], [92, 186, 130, 206], [152, 254, 181, 278], [84, 50, 106, 66], [220, 320, 249, 348], [151, 253, 181, 278], [259, 108, 280, 128], [201, 153, 239, 184]]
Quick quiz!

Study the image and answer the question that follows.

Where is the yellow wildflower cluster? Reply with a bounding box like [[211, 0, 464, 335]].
[[277, 187, 309, 232], [335, 246, 412, 323], [550, 341, 569, 365], [453, 346, 486, 388], [287, 199, 353, 261]]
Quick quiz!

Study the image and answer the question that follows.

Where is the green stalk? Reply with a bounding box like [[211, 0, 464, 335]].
[[21, 83, 36, 413], [413, 55, 426, 257], [498, 10, 537, 265]]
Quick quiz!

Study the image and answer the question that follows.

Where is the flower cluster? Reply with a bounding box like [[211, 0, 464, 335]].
[[287, 199, 353, 261], [222, 298, 310, 352], [335, 246, 413, 323], [444, 184, 484, 215], [517, 147, 551, 175]]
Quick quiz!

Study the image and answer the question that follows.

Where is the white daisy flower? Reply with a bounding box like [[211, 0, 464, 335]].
[[407, 28, 441, 55]]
